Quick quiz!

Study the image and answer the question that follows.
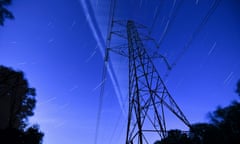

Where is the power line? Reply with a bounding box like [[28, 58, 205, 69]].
[[94, 0, 117, 143], [171, 0, 222, 68], [108, 106, 124, 144], [148, 0, 165, 35], [95, 0, 221, 143], [107, 88, 129, 144], [94, 53, 108, 144], [160, 0, 221, 80], [158, 0, 184, 47]]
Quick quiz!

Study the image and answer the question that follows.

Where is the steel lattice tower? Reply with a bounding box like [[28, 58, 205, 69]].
[[122, 20, 191, 144]]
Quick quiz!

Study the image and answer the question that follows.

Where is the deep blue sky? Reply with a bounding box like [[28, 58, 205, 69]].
[[0, 0, 240, 144]]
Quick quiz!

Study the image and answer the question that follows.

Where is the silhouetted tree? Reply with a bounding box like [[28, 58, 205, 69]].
[[0, 65, 36, 129], [0, 125, 44, 144], [0, 0, 14, 25], [154, 81, 240, 144], [208, 102, 240, 144], [0, 65, 44, 143], [154, 129, 192, 144], [23, 125, 44, 144], [189, 123, 225, 144], [206, 80, 240, 144]]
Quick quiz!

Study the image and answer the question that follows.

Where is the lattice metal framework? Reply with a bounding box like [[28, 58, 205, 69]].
[[123, 20, 191, 144]]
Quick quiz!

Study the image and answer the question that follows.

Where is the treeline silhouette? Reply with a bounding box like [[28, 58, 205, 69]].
[[0, 65, 44, 144], [1, 1, 240, 144], [154, 80, 240, 144], [0, 3, 44, 143], [0, 125, 43, 144]]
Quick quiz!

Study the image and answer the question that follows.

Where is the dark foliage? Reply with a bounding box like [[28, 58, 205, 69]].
[[154, 129, 192, 144], [0, 65, 44, 143], [208, 101, 240, 144], [189, 123, 225, 144], [0, 65, 36, 129], [154, 80, 240, 144], [0, 125, 44, 144], [0, 0, 14, 25]]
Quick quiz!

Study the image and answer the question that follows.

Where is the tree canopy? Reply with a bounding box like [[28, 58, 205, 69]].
[[0, 65, 44, 144], [0, 0, 14, 25], [154, 80, 240, 144], [0, 65, 36, 129]]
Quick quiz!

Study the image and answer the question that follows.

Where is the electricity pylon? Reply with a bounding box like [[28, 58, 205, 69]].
[[108, 20, 191, 144]]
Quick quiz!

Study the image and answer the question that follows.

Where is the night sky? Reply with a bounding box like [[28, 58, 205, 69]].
[[0, 0, 240, 144]]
